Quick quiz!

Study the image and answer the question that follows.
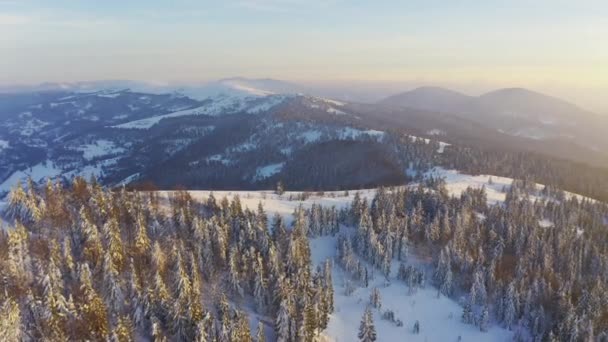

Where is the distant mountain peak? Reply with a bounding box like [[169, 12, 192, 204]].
[[379, 86, 472, 113]]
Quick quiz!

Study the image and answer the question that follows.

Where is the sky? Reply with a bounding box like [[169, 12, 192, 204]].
[[1, 0, 607, 112]]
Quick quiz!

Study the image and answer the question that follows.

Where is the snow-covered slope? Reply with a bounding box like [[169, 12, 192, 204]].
[[0, 160, 62, 194], [311, 233, 512, 342], [426, 167, 594, 204], [162, 189, 378, 226], [114, 94, 289, 129]]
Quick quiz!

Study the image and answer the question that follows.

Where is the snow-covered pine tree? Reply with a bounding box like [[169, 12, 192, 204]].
[[255, 321, 266, 342], [0, 298, 22, 341], [275, 300, 291, 342], [358, 307, 377, 342], [370, 288, 382, 309], [462, 302, 474, 324], [479, 306, 490, 332]]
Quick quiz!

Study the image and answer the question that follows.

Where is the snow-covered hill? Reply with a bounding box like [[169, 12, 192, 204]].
[[157, 183, 526, 342]]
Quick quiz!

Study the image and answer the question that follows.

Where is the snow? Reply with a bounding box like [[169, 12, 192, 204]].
[[300, 130, 323, 143], [230, 141, 257, 153], [20, 119, 49, 136], [206, 154, 232, 165], [117, 173, 140, 186], [310, 234, 512, 342], [114, 95, 286, 129], [323, 98, 346, 106], [427, 167, 513, 205], [326, 107, 347, 115], [96, 92, 121, 98], [76, 140, 125, 160], [254, 163, 284, 180], [163, 189, 378, 226], [407, 134, 450, 153], [0, 158, 123, 197], [113, 106, 210, 129], [174, 80, 275, 101], [511, 128, 548, 141], [63, 164, 104, 179], [161, 165, 596, 227], [303, 97, 349, 115], [0, 160, 62, 196], [280, 147, 293, 156], [427, 167, 593, 205], [143, 159, 607, 341], [228, 83, 274, 96], [338, 128, 385, 141], [437, 141, 450, 153], [246, 95, 288, 113], [427, 129, 446, 136], [50, 102, 73, 108]]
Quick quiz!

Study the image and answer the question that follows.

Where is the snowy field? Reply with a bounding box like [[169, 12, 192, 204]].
[[75, 140, 125, 160], [113, 95, 288, 129], [0, 160, 62, 194], [162, 166, 593, 225], [427, 167, 592, 204], [161, 189, 379, 226]]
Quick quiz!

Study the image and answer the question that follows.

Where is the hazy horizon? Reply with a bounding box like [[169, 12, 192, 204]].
[[2, 0, 607, 112], [1, 76, 606, 114]]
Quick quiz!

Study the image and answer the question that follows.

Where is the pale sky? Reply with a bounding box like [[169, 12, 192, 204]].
[[1, 0, 607, 112]]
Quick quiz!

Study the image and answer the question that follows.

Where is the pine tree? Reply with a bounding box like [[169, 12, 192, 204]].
[[503, 282, 517, 330], [479, 306, 490, 332], [370, 288, 382, 309], [275, 300, 291, 342], [111, 316, 134, 342], [0, 298, 22, 341], [470, 268, 487, 305], [303, 303, 318, 342], [134, 214, 151, 256], [194, 316, 210, 342], [413, 320, 420, 334], [462, 302, 474, 324], [358, 307, 377, 342], [102, 249, 124, 315], [276, 181, 285, 196], [256, 321, 266, 342], [440, 267, 453, 297]]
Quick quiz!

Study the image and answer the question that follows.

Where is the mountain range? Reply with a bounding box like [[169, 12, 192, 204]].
[[1, 77, 607, 199], [380, 86, 608, 148]]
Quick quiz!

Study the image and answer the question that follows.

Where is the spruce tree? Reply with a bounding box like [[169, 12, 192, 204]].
[[479, 306, 490, 332], [358, 307, 377, 342]]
